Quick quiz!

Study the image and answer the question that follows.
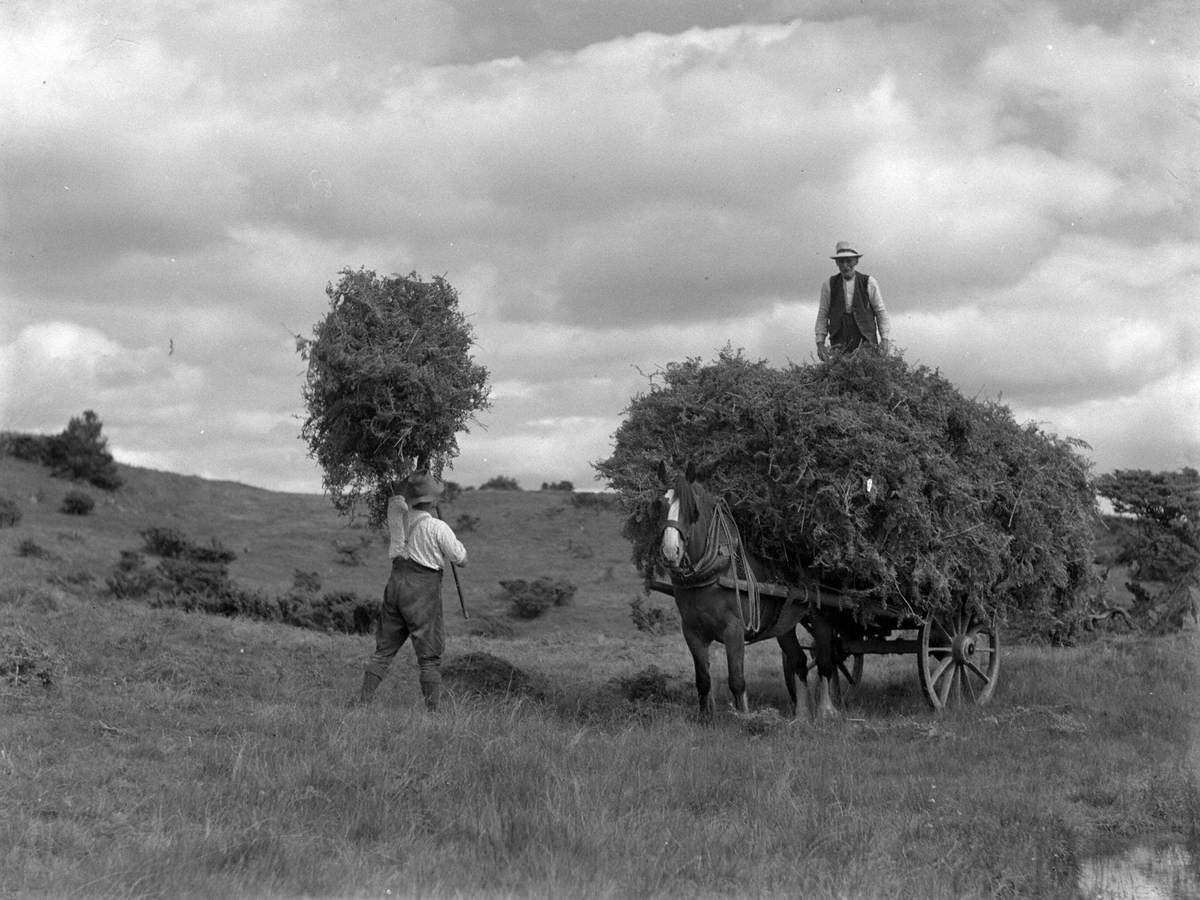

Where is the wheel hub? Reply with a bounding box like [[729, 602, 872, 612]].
[[952, 632, 976, 662]]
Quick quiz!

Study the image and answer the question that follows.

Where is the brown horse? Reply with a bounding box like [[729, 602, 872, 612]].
[[657, 461, 849, 719]]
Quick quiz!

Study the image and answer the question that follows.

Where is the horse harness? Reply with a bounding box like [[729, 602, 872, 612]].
[[664, 495, 780, 638]]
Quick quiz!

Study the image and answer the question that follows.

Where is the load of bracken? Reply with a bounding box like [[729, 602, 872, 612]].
[[596, 348, 1100, 639]]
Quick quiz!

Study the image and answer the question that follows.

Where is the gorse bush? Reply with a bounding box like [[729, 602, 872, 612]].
[[292, 570, 322, 595], [106, 529, 375, 635], [501, 578, 577, 619], [60, 490, 95, 516], [596, 349, 1099, 639], [140, 526, 235, 564], [629, 594, 675, 635], [0, 497, 20, 528], [17, 539, 54, 560]]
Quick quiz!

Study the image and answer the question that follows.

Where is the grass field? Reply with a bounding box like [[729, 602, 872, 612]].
[[1, 458, 1197, 899]]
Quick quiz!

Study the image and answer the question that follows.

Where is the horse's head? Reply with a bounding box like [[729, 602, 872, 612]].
[[658, 461, 715, 571]]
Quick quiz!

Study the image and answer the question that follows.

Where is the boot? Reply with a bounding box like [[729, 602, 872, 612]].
[[351, 671, 383, 707], [419, 674, 441, 712]]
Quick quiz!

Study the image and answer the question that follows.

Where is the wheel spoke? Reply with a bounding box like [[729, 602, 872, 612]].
[[937, 664, 957, 705], [963, 669, 979, 703], [964, 659, 992, 683], [929, 656, 954, 689]]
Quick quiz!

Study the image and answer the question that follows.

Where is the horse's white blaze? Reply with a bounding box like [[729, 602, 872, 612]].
[[660, 489, 684, 567]]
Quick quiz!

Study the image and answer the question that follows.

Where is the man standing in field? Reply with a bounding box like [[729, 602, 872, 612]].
[[815, 241, 892, 360], [354, 472, 468, 711]]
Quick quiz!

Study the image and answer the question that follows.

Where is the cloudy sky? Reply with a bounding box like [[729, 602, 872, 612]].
[[2, 0, 1197, 496]]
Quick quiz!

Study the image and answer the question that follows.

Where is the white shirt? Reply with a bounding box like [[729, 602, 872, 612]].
[[386, 496, 468, 569]]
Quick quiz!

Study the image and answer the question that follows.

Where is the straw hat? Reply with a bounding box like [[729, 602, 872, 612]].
[[830, 241, 862, 260], [403, 473, 444, 505]]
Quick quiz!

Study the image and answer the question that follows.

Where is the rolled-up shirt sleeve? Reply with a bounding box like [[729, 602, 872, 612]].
[[867, 277, 890, 339], [431, 520, 468, 567], [815, 279, 832, 343]]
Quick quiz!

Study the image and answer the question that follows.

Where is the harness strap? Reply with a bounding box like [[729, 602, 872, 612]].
[[667, 497, 763, 634]]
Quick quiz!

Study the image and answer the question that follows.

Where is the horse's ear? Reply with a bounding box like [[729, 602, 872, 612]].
[[685, 459, 696, 483], [657, 459, 668, 486]]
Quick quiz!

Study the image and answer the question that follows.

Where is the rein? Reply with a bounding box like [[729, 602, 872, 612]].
[[666, 496, 763, 635]]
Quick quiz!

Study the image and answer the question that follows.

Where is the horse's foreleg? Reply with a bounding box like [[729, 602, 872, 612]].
[[808, 614, 839, 720], [682, 630, 715, 719], [777, 629, 809, 719], [722, 624, 749, 714]]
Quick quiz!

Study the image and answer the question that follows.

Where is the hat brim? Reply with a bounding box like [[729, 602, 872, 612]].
[[409, 493, 441, 505], [831, 252, 861, 259]]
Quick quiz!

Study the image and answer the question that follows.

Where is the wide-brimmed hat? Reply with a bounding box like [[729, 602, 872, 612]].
[[831, 241, 862, 260], [403, 473, 444, 505]]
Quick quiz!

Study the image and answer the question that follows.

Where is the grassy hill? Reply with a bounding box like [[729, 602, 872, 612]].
[[1, 457, 1196, 899], [0, 456, 649, 640]]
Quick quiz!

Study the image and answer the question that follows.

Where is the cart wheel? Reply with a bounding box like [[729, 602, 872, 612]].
[[917, 605, 999, 710]]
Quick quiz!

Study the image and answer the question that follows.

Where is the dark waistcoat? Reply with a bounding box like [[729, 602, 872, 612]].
[[828, 272, 878, 346]]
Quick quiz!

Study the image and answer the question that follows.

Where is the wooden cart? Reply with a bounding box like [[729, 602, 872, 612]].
[[651, 575, 1000, 710]]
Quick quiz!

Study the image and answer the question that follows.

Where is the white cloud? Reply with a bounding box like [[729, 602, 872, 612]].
[[3, 1, 1198, 496]]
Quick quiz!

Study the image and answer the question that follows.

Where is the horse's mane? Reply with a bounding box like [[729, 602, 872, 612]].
[[672, 473, 711, 560]]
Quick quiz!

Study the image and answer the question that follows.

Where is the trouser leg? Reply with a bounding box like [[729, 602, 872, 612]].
[[410, 581, 446, 711], [356, 576, 412, 703]]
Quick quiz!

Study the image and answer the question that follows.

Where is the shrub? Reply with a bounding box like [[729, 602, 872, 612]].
[[292, 570, 322, 595], [0, 497, 21, 528], [186, 538, 237, 564], [501, 577, 577, 619], [629, 594, 675, 634], [140, 526, 236, 563], [48, 411, 123, 490], [106, 550, 162, 599], [541, 480, 574, 491], [140, 527, 192, 558], [17, 539, 53, 560], [480, 475, 521, 491], [615, 665, 675, 702], [60, 490, 95, 516], [0, 432, 57, 465]]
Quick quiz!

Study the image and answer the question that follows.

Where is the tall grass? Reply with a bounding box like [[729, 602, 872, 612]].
[[3, 582, 1197, 900]]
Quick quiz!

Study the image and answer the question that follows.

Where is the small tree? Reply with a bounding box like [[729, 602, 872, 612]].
[[296, 269, 491, 525], [47, 411, 123, 490], [1096, 468, 1199, 632]]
